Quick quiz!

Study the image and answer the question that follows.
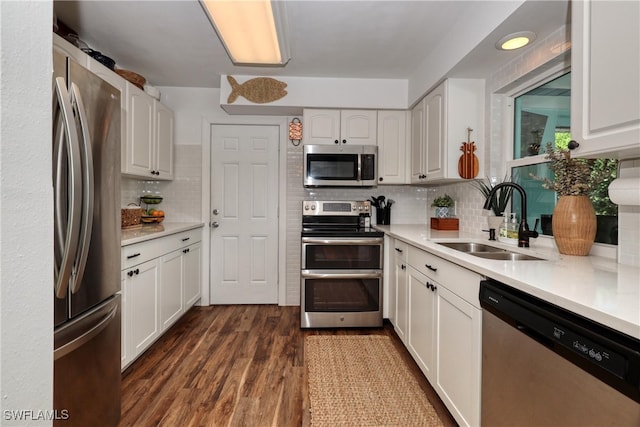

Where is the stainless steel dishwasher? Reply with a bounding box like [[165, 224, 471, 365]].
[[480, 279, 640, 426]]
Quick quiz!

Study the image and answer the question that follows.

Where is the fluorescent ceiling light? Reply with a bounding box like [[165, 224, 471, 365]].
[[496, 31, 537, 51], [200, 0, 290, 66]]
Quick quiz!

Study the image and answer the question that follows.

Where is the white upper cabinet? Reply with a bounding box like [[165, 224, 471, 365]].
[[377, 110, 409, 184], [410, 99, 426, 183], [303, 109, 377, 146], [411, 79, 485, 183], [122, 82, 174, 180], [571, 0, 640, 158], [154, 101, 174, 179]]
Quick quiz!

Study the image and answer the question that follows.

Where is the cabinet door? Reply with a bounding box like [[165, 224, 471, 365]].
[[340, 110, 377, 145], [160, 249, 183, 330], [154, 101, 174, 180], [435, 285, 481, 427], [183, 242, 202, 309], [571, 0, 640, 158], [425, 83, 445, 181], [124, 82, 154, 177], [377, 110, 408, 184], [127, 259, 160, 357], [393, 240, 408, 342], [406, 266, 436, 382], [410, 99, 426, 183], [303, 109, 340, 145], [120, 273, 128, 370]]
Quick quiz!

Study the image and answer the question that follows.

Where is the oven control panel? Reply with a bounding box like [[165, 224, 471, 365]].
[[302, 200, 371, 216]]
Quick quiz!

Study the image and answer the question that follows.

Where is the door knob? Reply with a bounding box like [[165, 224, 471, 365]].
[[211, 221, 220, 228], [212, 209, 219, 215]]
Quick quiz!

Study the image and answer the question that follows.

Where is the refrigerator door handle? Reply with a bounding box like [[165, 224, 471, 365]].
[[69, 82, 94, 294], [53, 77, 83, 299], [54, 302, 117, 361]]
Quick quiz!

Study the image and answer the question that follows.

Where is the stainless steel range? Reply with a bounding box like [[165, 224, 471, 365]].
[[300, 200, 384, 328]]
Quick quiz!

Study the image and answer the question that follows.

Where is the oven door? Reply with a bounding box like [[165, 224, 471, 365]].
[[301, 271, 383, 328], [301, 237, 383, 270]]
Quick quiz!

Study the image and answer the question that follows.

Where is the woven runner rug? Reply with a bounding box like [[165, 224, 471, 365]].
[[306, 335, 445, 427]]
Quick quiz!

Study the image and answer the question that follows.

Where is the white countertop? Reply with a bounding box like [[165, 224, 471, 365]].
[[121, 222, 204, 246], [377, 224, 640, 339]]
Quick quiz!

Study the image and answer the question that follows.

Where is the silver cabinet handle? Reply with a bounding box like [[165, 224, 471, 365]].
[[211, 222, 220, 228], [212, 209, 219, 215]]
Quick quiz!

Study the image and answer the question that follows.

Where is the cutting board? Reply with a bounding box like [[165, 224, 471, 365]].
[[458, 141, 479, 179]]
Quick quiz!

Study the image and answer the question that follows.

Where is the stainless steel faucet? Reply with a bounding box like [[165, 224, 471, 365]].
[[483, 182, 539, 248]]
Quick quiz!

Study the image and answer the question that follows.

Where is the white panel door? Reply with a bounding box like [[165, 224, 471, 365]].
[[210, 125, 279, 304]]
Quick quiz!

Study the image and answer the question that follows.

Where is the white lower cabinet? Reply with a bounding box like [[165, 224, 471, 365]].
[[160, 249, 184, 330], [183, 242, 202, 309], [406, 266, 436, 382], [121, 228, 202, 370], [393, 240, 409, 342], [385, 243, 481, 427], [435, 285, 481, 427], [123, 258, 160, 367]]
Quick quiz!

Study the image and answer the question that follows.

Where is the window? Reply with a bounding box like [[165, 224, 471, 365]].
[[508, 72, 618, 245]]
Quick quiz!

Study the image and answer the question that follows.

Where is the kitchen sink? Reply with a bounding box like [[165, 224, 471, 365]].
[[437, 242, 506, 253], [437, 242, 547, 261], [466, 252, 545, 261]]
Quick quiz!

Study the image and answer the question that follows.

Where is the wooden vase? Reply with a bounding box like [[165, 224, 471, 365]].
[[552, 195, 597, 256]]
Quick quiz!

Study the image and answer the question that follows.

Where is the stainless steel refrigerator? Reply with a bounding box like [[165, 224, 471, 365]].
[[53, 49, 121, 427]]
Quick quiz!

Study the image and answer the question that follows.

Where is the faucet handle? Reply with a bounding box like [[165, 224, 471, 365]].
[[533, 218, 540, 232]]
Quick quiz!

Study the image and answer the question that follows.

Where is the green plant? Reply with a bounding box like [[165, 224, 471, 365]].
[[532, 143, 612, 196], [470, 175, 513, 216], [431, 194, 454, 208]]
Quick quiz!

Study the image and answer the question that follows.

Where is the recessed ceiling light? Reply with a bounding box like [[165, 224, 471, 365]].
[[495, 31, 537, 51]]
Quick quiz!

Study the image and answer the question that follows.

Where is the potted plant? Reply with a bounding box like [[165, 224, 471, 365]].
[[431, 194, 454, 218], [471, 175, 514, 230], [531, 142, 611, 255]]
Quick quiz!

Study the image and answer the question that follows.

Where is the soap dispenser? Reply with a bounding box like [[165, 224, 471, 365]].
[[499, 213, 519, 245], [499, 214, 510, 241]]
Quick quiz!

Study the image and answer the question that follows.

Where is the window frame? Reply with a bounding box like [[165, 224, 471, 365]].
[[501, 64, 617, 253]]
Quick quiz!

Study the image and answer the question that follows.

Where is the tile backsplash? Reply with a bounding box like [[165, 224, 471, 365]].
[[121, 145, 202, 222]]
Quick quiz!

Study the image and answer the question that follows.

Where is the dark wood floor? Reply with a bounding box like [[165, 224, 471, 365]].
[[119, 305, 457, 427]]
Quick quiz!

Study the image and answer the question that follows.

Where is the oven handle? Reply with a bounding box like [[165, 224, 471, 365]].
[[301, 270, 383, 279], [301, 237, 383, 245]]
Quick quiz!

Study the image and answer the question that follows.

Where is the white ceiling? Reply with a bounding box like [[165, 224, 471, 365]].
[[54, 0, 570, 89]]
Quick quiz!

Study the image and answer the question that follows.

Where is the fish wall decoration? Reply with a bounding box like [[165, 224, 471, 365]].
[[227, 76, 288, 104]]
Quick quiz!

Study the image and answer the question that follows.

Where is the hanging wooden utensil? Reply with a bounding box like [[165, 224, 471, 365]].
[[458, 127, 479, 179]]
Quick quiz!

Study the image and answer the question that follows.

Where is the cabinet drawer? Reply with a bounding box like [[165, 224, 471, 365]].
[[408, 246, 482, 308], [122, 228, 202, 270]]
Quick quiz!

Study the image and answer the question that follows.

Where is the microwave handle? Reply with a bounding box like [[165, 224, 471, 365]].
[[357, 153, 362, 182]]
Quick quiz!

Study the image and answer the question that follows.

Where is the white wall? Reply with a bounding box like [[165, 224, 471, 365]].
[[0, 1, 53, 423]]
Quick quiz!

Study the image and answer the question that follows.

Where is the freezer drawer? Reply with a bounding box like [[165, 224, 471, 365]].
[[54, 295, 121, 427]]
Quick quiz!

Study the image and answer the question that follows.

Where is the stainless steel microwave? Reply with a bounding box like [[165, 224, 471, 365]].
[[303, 144, 377, 187]]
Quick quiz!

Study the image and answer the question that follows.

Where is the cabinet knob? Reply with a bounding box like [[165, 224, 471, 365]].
[[568, 140, 580, 150], [134, 268, 139, 275], [211, 221, 220, 228], [342, 139, 347, 144], [401, 264, 406, 270], [334, 139, 340, 144], [127, 270, 134, 277], [379, 177, 383, 182]]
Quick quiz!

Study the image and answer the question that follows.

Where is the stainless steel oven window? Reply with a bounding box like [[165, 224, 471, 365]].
[[301, 237, 383, 270], [302, 275, 381, 312]]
